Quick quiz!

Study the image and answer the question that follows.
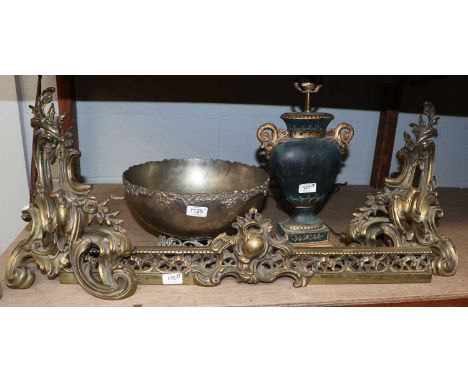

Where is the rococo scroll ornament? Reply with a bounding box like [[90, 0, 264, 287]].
[[205, 208, 309, 286], [5, 84, 137, 299], [346, 102, 457, 276]]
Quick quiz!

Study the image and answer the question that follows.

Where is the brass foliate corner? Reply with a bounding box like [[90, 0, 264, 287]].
[[346, 101, 457, 277], [6, 80, 137, 299]]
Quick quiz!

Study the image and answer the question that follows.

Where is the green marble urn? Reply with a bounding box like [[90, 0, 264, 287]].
[[257, 82, 354, 245]]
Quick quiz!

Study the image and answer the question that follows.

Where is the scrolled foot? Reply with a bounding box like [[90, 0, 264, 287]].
[[5, 242, 36, 289], [431, 238, 457, 277], [6, 265, 36, 289], [70, 233, 137, 300]]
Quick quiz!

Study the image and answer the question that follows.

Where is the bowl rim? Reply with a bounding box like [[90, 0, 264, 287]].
[[123, 158, 270, 207]]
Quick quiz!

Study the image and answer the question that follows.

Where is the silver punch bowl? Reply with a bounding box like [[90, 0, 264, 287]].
[[123, 159, 270, 238]]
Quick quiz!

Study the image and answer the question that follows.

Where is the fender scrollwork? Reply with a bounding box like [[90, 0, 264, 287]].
[[5, 82, 137, 299], [346, 102, 457, 277]]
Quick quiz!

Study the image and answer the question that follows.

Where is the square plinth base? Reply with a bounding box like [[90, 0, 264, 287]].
[[278, 221, 330, 244]]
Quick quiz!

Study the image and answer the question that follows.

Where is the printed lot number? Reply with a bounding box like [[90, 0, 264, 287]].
[[162, 272, 183, 285], [186, 205, 208, 217], [299, 183, 317, 193]]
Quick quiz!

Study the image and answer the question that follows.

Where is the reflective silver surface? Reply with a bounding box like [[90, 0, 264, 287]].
[[123, 159, 269, 238]]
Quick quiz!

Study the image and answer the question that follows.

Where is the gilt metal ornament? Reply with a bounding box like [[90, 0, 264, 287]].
[[5, 86, 137, 299], [346, 102, 457, 276]]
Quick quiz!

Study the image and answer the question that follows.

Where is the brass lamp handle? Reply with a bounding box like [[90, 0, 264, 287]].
[[326, 122, 354, 155], [257, 123, 289, 155]]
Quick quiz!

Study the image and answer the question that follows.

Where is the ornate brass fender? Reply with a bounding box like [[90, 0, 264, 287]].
[[5, 80, 457, 300]]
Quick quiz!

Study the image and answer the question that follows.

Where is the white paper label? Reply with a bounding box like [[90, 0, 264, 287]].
[[186, 205, 208, 217], [110, 194, 126, 200], [162, 272, 183, 285], [298, 183, 317, 193]]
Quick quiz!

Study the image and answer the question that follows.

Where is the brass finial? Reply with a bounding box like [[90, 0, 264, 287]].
[[294, 81, 322, 113]]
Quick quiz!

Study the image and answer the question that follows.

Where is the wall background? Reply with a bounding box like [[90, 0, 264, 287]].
[[0, 76, 29, 253], [15, 75, 468, 189], [75, 101, 381, 185]]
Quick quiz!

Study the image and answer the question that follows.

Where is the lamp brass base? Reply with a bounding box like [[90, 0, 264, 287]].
[[278, 221, 330, 244]]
